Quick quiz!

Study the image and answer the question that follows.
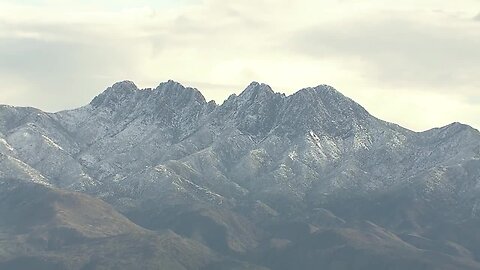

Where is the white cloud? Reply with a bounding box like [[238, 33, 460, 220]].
[[0, 0, 479, 131]]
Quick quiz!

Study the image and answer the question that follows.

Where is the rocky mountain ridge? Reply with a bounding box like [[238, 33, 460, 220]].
[[1, 80, 480, 269]]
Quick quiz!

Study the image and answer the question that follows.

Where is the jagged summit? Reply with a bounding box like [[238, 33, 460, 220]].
[[90, 80, 139, 108], [91, 80, 364, 113], [312, 84, 342, 94], [291, 84, 357, 105], [156, 79, 186, 91], [83, 79, 478, 139], [155, 80, 207, 105], [112, 80, 138, 91], [283, 84, 371, 129], [89, 80, 208, 109], [240, 82, 275, 98], [439, 121, 471, 131], [420, 121, 476, 134]]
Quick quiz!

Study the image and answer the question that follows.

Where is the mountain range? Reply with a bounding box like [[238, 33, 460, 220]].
[[1, 80, 479, 269]]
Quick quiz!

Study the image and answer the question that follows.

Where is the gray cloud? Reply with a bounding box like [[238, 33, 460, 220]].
[[464, 95, 480, 105], [0, 34, 142, 111], [475, 13, 480, 21], [288, 16, 480, 92]]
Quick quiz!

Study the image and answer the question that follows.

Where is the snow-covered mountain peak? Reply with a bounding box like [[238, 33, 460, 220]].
[[286, 84, 368, 117], [111, 80, 138, 91], [89, 81, 139, 109], [156, 79, 185, 91], [239, 82, 275, 100], [443, 122, 472, 131], [154, 80, 208, 106], [312, 84, 342, 94], [292, 84, 356, 105], [422, 122, 477, 136]]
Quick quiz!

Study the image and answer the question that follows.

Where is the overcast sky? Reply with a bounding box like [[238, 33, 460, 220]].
[[0, 0, 479, 131]]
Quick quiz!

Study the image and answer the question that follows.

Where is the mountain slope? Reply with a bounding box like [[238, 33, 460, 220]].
[[0, 182, 265, 270]]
